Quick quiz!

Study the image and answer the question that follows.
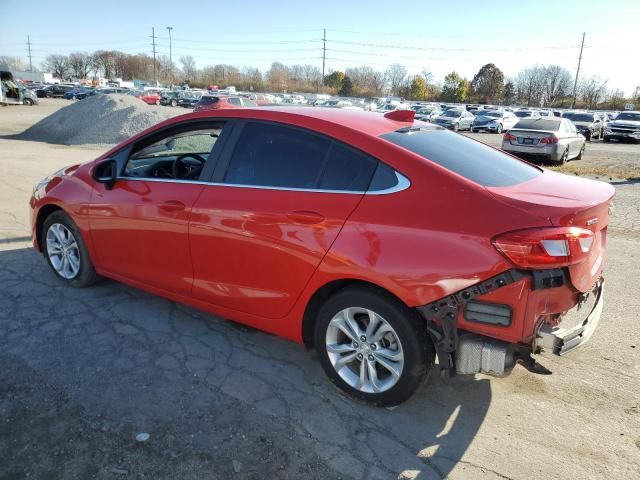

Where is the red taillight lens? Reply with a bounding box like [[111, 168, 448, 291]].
[[503, 132, 516, 141], [539, 136, 558, 144], [493, 227, 594, 269]]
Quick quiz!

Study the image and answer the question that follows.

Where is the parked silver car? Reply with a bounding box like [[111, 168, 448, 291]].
[[471, 110, 518, 133], [502, 118, 586, 164], [432, 109, 474, 131]]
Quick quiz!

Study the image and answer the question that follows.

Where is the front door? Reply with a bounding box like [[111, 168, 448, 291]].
[[88, 121, 227, 294], [189, 120, 379, 319]]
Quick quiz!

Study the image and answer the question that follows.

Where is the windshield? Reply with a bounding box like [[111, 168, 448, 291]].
[[479, 111, 502, 118], [442, 110, 461, 118], [381, 129, 540, 187], [563, 113, 594, 122], [616, 112, 640, 121], [515, 111, 533, 118]]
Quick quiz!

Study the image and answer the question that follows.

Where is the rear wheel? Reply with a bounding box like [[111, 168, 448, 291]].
[[496, 123, 503, 134], [171, 99, 177, 107], [558, 148, 569, 165], [42, 210, 101, 288], [23, 98, 34, 106], [314, 286, 434, 407], [452, 123, 459, 132], [155, 99, 160, 105], [576, 144, 586, 160], [603, 136, 610, 143]]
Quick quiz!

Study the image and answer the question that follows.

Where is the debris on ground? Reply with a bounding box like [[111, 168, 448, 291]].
[[17, 94, 180, 145]]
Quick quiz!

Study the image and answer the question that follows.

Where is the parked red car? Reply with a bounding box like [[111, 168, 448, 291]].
[[138, 91, 161, 105], [29, 108, 614, 406], [193, 95, 257, 111]]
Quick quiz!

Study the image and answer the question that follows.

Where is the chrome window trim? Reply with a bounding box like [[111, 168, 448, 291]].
[[115, 171, 410, 195]]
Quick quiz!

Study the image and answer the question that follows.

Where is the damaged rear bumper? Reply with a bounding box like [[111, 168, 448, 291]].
[[535, 279, 605, 355]]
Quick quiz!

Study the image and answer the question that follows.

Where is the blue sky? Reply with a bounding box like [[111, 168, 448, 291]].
[[2, 0, 639, 94]]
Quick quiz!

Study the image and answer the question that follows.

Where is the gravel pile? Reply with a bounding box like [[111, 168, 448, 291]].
[[18, 94, 181, 145]]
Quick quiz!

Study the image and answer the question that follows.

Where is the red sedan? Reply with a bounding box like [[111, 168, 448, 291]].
[[193, 95, 257, 111], [29, 108, 614, 406], [138, 91, 161, 105]]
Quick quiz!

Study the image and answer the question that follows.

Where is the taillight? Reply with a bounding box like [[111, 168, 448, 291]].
[[503, 132, 516, 141], [539, 136, 558, 144], [493, 227, 594, 269]]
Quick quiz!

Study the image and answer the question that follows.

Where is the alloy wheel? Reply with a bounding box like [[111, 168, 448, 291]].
[[46, 223, 81, 279], [325, 307, 404, 393]]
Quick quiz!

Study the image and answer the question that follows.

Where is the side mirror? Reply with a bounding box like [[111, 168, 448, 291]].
[[93, 159, 117, 190]]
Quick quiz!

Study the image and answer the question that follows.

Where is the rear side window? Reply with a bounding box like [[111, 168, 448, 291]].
[[225, 122, 330, 189], [228, 97, 242, 106], [319, 143, 377, 191], [381, 129, 541, 187]]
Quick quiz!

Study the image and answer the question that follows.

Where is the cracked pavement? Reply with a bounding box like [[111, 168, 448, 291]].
[[1, 102, 640, 479]]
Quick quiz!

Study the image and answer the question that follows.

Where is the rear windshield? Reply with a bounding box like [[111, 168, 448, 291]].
[[197, 96, 219, 105], [513, 119, 561, 131], [563, 113, 593, 122], [515, 111, 533, 117], [381, 128, 541, 187]]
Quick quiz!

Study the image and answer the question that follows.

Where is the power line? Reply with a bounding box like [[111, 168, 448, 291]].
[[327, 38, 580, 52]]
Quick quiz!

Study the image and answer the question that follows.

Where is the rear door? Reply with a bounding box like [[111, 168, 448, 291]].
[[188, 120, 378, 319]]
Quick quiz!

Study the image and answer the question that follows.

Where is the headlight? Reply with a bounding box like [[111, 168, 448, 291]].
[[33, 167, 66, 194]]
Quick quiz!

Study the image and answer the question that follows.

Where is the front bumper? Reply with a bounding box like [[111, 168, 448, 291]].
[[536, 280, 604, 355], [472, 124, 498, 132], [605, 131, 640, 140]]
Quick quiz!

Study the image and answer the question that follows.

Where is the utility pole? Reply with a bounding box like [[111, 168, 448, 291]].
[[321, 28, 326, 88], [27, 35, 33, 71], [152, 27, 157, 85], [166, 26, 173, 83], [571, 32, 585, 109]]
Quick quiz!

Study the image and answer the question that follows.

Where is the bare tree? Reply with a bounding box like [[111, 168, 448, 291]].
[[580, 76, 608, 109], [385, 63, 408, 95], [542, 65, 572, 106], [0, 56, 24, 70], [267, 62, 289, 89], [180, 55, 197, 83], [43, 54, 69, 80], [68, 52, 92, 80]]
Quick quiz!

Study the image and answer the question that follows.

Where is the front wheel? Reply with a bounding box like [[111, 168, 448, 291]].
[[23, 98, 34, 106], [603, 136, 610, 143], [314, 287, 434, 407], [496, 123, 503, 134], [576, 144, 585, 160], [452, 123, 459, 132], [42, 210, 101, 288], [171, 99, 177, 107]]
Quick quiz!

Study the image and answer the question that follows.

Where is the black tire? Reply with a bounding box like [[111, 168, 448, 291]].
[[576, 144, 585, 160], [585, 132, 591, 142], [603, 136, 610, 143], [496, 123, 503, 134], [558, 148, 569, 165], [452, 123, 459, 132], [23, 98, 34, 106], [171, 99, 177, 107], [41, 210, 101, 288], [314, 286, 434, 407]]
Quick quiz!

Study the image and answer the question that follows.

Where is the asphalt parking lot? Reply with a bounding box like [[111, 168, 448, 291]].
[[1, 100, 640, 479]]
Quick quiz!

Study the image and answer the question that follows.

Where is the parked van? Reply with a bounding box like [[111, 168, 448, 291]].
[[1, 70, 25, 105]]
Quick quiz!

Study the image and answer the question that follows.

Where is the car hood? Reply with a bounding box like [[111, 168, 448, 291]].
[[609, 119, 640, 127], [435, 116, 458, 122]]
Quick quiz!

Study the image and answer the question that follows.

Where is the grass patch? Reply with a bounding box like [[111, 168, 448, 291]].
[[546, 164, 640, 181]]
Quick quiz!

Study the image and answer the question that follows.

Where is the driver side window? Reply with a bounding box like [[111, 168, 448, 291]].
[[123, 124, 224, 181]]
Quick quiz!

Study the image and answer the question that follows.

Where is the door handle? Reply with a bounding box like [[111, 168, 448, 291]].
[[159, 200, 186, 212], [286, 210, 325, 225]]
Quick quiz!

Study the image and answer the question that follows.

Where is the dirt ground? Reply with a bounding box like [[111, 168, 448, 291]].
[[1, 100, 639, 480]]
